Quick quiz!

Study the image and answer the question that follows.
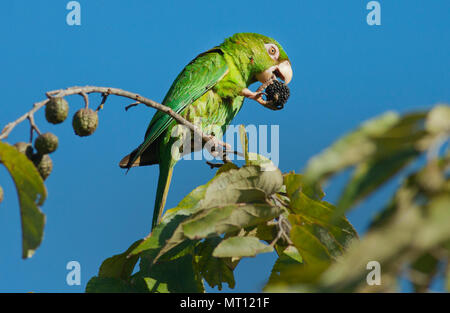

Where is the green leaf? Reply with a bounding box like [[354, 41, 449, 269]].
[[265, 257, 329, 291], [284, 172, 358, 249], [335, 113, 427, 214], [159, 203, 281, 260], [129, 214, 192, 258], [129, 184, 209, 257], [154, 165, 283, 260], [303, 111, 400, 187], [195, 237, 236, 290], [318, 192, 450, 292], [302, 112, 430, 214], [98, 240, 143, 280], [282, 245, 303, 263], [212, 236, 273, 258], [137, 251, 204, 293], [284, 172, 324, 200], [247, 152, 279, 172], [256, 222, 277, 242], [215, 162, 239, 176], [289, 191, 358, 250], [289, 219, 332, 264], [409, 252, 439, 292], [85, 277, 137, 293], [201, 165, 283, 208], [182, 204, 275, 239], [0, 141, 47, 259]]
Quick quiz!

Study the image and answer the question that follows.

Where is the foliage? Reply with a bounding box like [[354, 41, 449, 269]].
[[266, 104, 450, 292], [1, 96, 449, 292], [85, 104, 449, 293], [0, 141, 47, 258], [86, 123, 360, 292]]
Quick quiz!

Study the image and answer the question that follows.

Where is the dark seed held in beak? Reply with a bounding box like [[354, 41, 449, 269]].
[[264, 80, 290, 110]]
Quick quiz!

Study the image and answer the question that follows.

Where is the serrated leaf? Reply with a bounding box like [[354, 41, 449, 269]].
[[0, 141, 47, 259], [153, 165, 283, 261], [290, 191, 358, 249], [158, 203, 281, 260], [212, 236, 273, 258], [182, 203, 278, 240], [201, 165, 283, 208], [195, 237, 236, 290]]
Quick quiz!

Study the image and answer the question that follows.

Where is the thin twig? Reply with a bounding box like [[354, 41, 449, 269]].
[[125, 102, 141, 111], [269, 214, 293, 247], [27, 114, 41, 142], [80, 92, 89, 109], [96, 93, 109, 112], [0, 86, 229, 155]]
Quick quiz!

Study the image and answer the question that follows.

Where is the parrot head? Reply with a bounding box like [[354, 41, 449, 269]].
[[221, 33, 293, 86]]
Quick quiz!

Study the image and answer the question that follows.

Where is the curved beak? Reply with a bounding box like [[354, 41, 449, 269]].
[[256, 60, 293, 85], [276, 61, 293, 84]]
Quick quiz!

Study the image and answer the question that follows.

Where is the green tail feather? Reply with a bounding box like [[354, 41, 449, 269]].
[[152, 162, 174, 230]]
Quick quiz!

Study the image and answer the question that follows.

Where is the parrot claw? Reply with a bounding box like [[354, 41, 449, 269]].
[[206, 135, 231, 151], [241, 88, 268, 106]]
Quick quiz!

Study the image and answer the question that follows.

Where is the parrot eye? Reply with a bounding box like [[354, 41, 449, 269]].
[[265, 44, 279, 60]]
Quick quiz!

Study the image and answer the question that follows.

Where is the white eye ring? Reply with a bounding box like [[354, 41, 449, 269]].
[[265, 43, 279, 60]]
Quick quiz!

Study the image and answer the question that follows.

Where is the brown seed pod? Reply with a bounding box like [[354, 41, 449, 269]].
[[34, 132, 59, 155], [32, 154, 53, 180], [72, 108, 99, 137], [45, 97, 69, 124]]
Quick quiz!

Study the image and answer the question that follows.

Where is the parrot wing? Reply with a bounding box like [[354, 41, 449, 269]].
[[125, 49, 229, 168]]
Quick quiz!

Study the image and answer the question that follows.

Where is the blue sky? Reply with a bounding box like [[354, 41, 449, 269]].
[[0, 1, 449, 292]]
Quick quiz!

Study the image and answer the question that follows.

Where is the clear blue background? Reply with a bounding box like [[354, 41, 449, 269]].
[[0, 1, 449, 292]]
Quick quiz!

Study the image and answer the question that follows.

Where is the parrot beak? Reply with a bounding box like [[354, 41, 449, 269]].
[[256, 60, 293, 85], [275, 61, 293, 84]]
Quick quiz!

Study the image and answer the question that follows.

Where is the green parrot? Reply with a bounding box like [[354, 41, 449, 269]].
[[120, 33, 292, 230]]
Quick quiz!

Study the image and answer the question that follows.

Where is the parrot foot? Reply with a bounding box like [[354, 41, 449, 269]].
[[241, 88, 268, 106], [205, 134, 232, 153]]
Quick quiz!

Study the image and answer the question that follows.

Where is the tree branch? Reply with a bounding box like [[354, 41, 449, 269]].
[[0, 86, 228, 153]]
